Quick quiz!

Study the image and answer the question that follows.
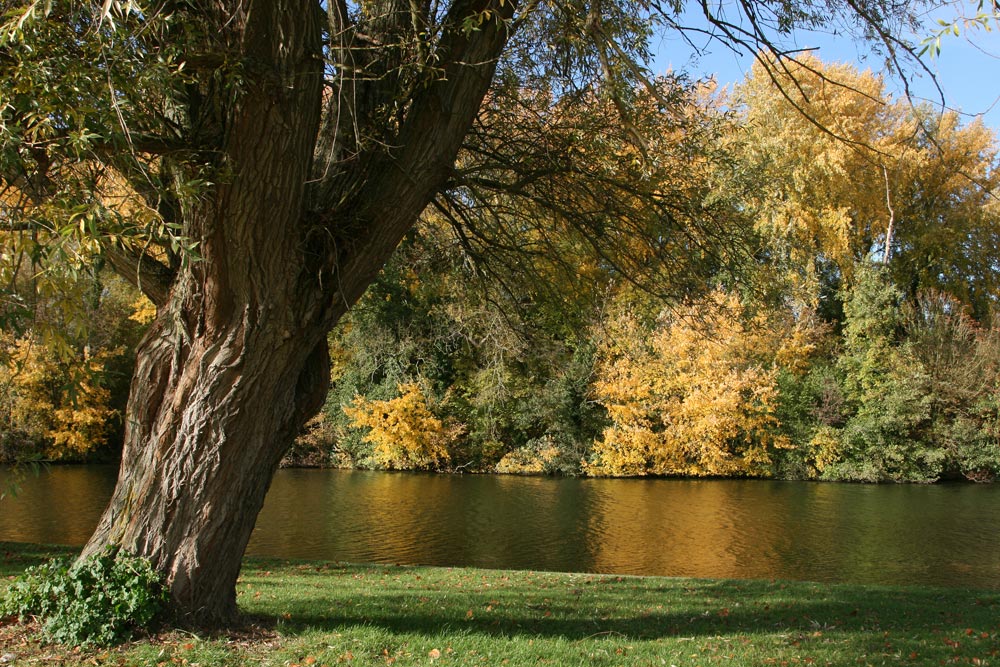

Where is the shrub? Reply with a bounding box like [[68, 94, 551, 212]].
[[588, 292, 803, 477], [343, 382, 461, 470], [494, 434, 586, 475], [0, 548, 167, 646], [0, 333, 116, 460]]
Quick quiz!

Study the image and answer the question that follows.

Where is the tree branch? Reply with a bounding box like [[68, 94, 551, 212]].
[[102, 244, 175, 307], [329, 0, 518, 304]]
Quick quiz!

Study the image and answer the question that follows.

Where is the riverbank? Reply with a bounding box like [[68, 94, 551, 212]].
[[2, 543, 1000, 666]]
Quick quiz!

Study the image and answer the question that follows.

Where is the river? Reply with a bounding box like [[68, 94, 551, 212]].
[[2, 465, 999, 588]]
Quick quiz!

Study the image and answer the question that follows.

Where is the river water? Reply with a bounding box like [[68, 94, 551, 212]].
[[2, 465, 999, 588]]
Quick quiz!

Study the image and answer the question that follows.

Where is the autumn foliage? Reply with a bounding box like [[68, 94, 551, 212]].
[[4, 56, 999, 483], [0, 273, 149, 462], [0, 334, 114, 460], [343, 383, 462, 471], [587, 292, 812, 477], [310, 57, 1000, 482]]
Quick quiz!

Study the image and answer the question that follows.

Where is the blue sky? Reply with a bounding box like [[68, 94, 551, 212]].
[[650, 5, 1000, 130]]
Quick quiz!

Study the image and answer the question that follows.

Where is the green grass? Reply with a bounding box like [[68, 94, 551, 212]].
[[2, 541, 999, 665]]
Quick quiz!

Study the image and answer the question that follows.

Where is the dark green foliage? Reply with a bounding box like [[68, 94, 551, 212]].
[[0, 547, 166, 646], [904, 292, 1000, 481], [321, 222, 609, 473], [799, 265, 1000, 483], [826, 264, 937, 481], [772, 363, 847, 479]]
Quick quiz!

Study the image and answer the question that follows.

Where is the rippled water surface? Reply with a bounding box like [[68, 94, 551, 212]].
[[3, 466, 999, 588]]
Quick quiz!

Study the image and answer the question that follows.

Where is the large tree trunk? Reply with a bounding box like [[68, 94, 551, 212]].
[[83, 0, 513, 626], [80, 0, 337, 625], [81, 315, 334, 625]]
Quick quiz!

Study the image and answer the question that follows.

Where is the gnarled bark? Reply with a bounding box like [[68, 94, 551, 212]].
[[81, 0, 331, 625], [84, 0, 514, 625]]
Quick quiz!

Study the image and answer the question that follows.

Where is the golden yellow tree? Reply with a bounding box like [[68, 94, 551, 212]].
[[0, 334, 115, 459], [739, 56, 1000, 316], [588, 291, 816, 477], [343, 382, 460, 471]]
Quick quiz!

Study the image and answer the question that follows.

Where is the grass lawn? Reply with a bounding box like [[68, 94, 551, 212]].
[[1, 542, 999, 666]]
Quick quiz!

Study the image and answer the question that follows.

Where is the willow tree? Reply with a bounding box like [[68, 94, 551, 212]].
[[1, 0, 935, 624]]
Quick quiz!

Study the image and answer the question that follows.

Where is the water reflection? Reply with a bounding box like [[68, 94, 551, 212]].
[[0, 465, 118, 545], [586, 479, 753, 578], [2, 466, 1000, 589], [250, 471, 604, 573]]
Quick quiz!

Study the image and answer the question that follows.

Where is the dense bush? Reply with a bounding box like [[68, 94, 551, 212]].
[[0, 548, 167, 646]]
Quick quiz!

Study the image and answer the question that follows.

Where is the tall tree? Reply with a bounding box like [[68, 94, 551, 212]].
[[1, 0, 938, 625], [739, 57, 1000, 319]]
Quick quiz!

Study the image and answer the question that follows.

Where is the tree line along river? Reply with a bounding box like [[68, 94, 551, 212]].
[[2, 465, 999, 589]]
